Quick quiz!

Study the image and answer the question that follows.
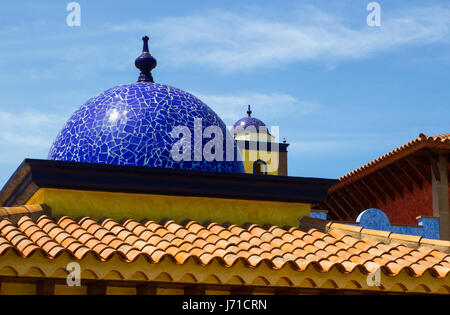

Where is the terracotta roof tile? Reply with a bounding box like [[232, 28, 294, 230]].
[[428, 250, 450, 260], [0, 209, 448, 283]]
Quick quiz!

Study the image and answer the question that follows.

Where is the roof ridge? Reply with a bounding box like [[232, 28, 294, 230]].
[[298, 217, 450, 254], [334, 132, 450, 186], [0, 204, 51, 224]]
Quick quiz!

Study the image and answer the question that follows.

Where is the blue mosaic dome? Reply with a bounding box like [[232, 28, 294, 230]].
[[48, 37, 244, 173], [232, 105, 269, 134]]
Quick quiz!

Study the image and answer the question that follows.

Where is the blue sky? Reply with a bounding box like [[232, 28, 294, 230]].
[[0, 0, 449, 185]]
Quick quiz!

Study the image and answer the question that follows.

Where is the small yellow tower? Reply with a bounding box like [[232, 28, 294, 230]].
[[232, 105, 289, 176]]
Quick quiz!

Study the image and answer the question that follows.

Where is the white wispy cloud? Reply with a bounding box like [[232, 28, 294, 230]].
[[4, 4, 449, 77], [191, 91, 318, 126], [0, 108, 66, 162], [107, 5, 450, 72]]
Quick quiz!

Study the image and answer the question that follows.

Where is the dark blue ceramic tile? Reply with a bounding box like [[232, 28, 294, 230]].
[[49, 82, 244, 173]]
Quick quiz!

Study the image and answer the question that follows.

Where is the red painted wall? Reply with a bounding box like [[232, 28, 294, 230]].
[[375, 182, 433, 225]]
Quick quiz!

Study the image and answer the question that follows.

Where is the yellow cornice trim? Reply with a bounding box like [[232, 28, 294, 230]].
[[26, 188, 310, 227]]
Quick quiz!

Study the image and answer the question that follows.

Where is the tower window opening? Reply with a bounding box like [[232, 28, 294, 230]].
[[253, 160, 267, 175]]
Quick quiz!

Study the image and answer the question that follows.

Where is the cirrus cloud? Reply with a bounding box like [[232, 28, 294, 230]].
[[191, 91, 318, 126], [107, 5, 450, 72]]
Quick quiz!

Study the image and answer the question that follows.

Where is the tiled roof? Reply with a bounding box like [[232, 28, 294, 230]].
[[0, 205, 449, 283], [0, 204, 50, 224], [332, 133, 450, 190]]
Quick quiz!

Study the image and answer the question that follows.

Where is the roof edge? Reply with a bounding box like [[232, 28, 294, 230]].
[[331, 133, 450, 192], [0, 159, 337, 206]]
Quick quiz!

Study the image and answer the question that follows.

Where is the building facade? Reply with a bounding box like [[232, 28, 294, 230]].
[[0, 37, 448, 295], [315, 133, 450, 240]]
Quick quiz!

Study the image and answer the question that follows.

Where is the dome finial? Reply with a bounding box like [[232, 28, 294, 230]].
[[247, 105, 252, 117], [142, 35, 150, 53], [135, 35, 157, 83]]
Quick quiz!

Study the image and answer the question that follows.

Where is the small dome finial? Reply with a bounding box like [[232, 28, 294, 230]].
[[135, 35, 157, 83], [247, 105, 252, 117], [142, 36, 150, 52]]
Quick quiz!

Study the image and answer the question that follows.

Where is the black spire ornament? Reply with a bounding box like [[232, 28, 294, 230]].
[[135, 36, 157, 83], [247, 105, 252, 117]]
